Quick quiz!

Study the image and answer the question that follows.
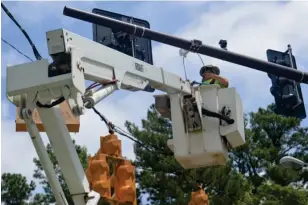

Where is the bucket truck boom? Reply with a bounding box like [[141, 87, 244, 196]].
[[6, 29, 245, 205]]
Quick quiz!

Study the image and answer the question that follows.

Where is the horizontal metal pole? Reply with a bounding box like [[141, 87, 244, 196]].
[[63, 6, 308, 84]]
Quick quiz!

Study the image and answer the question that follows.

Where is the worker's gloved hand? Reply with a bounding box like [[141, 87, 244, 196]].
[[203, 72, 217, 80]]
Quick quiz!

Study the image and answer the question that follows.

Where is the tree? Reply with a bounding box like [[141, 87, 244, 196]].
[[28, 193, 50, 205], [1, 173, 36, 205], [32, 140, 89, 205], [232, 104, 308, 204], [253, 183, 308, 205], [125, 105, 253, 205], [125, 104, 308, 205]]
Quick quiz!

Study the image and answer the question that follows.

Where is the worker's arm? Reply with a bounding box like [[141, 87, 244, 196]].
[[213, 75, 229, 88], [204, 73, 229, 88]]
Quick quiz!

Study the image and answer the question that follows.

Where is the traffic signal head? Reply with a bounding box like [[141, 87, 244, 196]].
[[92, 8, 153, 65], [85, 154, 111, 198], [114, 160, 136, 204], [266, 49, 306, 119], [92, 8, 155, 93]]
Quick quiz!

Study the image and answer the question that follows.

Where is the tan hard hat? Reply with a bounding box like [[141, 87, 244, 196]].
[[199, 65, 220, 76]]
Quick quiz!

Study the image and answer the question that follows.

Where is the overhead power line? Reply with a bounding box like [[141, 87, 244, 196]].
[[1, 38, 34, 62], [1, 2, 42, 60]]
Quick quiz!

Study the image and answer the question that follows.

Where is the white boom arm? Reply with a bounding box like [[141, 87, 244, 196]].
[[6, 29, 245, 205]]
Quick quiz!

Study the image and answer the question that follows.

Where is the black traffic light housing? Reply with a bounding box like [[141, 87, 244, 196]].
[[92, 8, 153, 65], [266, 46, 306, 119], [92, 8, 154, 92]]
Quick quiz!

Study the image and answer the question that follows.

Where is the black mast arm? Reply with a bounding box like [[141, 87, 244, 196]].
[[63, 6, 308, 84]]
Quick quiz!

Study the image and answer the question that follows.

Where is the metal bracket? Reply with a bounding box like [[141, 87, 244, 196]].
[[220, 106, 232, 127], [189, 39, 202, 53], [183, 95, 202, 132]]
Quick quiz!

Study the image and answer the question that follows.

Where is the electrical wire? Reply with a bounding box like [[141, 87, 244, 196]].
[[91, 107, 240, 199], [86, 82, 102, 91], [197, 53, 205, 66], [1, 3, 65, 108], [36, 97, 65, 108], [113, 125, 161, 153], [182, 56, 188, 80], [86, 80, 118, 91], [181, 53, 204, 81], [92, 107, 193, 167], [91, 106, 116, 134], [1, 38, 34, 62], [1, 2, 42, 60], [112, 124, 199, 184]]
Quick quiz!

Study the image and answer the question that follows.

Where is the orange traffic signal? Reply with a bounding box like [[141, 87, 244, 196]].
[[188, 185, 209, 205], [86, 134, 136, 205], [113, 160, 137, 204], [100, 134, 122, 157], [85, 154, 111, 198]]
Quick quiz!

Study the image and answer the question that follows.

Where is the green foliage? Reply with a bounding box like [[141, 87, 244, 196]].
[[2, 103, 308, 205], [254, 183, 308, 205], [1, 173, 36, 205], [32, 139, 89, 205], [28, 193, 50, 205], [125, 104, 308, 205]]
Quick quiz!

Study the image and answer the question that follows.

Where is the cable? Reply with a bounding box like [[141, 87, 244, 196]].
[[91, 107, 239, 199], [2, 3, 67, 110], [91, 107, 151, 149], [1, 38, 33, 62], [86, 80, 117, 91], [86, 82, 101, 91], [93, 108, 221, 193], [181, 52, 204, 81], [197, 53, 205, 66], [111, 121, 231, 197], [112, 125, 198, 182], [92, 106, 117, 134], [1, 2, 42, 60], [182, 56, 188, 80], [36, 97, 65, 108]]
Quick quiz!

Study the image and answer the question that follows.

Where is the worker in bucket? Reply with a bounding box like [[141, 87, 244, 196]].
[[199, 65, 229, 88]]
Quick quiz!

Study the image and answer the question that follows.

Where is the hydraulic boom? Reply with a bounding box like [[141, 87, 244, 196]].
[[7, 28, 244, 204]]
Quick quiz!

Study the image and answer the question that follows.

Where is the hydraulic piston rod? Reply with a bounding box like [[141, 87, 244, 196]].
[[63, 6, 308, 84]]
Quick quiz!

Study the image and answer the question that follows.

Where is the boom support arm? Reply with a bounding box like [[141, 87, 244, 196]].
[[47, 29, 191, 95]]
